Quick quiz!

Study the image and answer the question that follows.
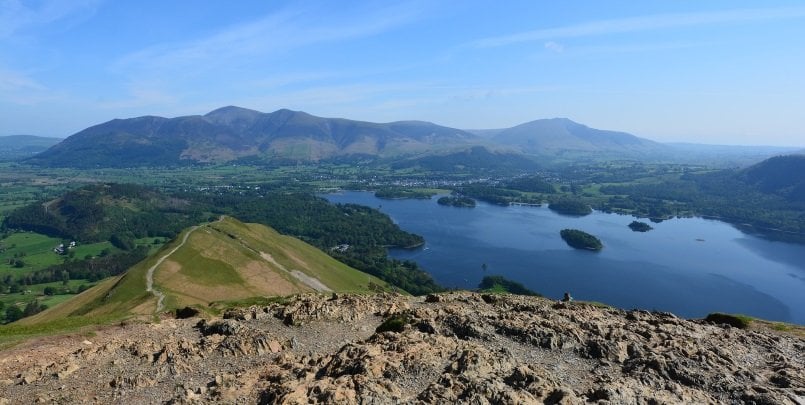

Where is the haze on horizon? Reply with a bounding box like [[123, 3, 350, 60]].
[[1, 0, 804, 147]]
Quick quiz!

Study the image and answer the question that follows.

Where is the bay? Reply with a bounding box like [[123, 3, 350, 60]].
[[323, 191, 805, 324]]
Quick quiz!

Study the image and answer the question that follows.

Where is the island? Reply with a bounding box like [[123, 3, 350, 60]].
[[437, 196, 476, 208], [560, 229, 603, 251], [628, 221, 653, 232], [548, 199, 592, 216]]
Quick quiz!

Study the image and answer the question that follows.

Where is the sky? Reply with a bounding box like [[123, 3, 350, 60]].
[[1, 0, 805, 146]]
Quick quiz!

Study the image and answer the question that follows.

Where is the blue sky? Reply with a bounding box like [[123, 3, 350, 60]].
[[1, 0, 804, 146]]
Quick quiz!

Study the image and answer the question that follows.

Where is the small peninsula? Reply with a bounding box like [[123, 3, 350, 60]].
[[374, 188, 433, 200], [437, 196, 476, 208], [628, 221, 653, 232], [560, 229, 603, 251], [548, 199, 592, 216]]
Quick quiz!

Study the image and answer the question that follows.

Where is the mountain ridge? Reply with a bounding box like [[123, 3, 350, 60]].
[[19, 216, 390, 323], [27, 107, 480, 167], [26, 107, 671, 167]]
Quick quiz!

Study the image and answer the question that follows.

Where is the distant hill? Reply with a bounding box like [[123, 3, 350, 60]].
[[27, 106, 479, 167], [664, 143, 802, 167], [20, 216, 389, 322], [390, 146, 538, 172], [741, 154, 805, 203], [0, 135, 62, 161], [491, 118, 668, 158]]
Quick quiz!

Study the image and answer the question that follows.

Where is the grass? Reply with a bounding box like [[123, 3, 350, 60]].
[[772, 323, 792, 332], [0, 232, 63, 276], [704, 312, 753, 329], [0, 313, 121, 349], [175, 246, 244, 286], [207, 217, 391, 293], [479, 284, 509, 294], [376, 314, 410, 333]]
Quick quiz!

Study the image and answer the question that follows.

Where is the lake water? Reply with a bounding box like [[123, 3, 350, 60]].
[[324, 191, 805, 324]]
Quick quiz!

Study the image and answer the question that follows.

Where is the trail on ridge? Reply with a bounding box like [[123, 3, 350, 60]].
[[145, 225, 200, 313]]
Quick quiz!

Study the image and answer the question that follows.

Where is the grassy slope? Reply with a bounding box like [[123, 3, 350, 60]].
[[11, 216, 389, 328]]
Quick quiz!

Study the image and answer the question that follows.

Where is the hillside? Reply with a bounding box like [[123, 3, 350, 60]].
[[492, 118, 668, 158], [2, 292, 803, 403], [741, 154, 805, 203], [18, 216, 389, 323], [26, 106, 479, 167]]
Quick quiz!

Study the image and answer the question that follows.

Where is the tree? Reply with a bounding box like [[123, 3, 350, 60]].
[[5, 305, 23, 323], [23, 300, 47, 317], [43, 286, 56, 296], [61, 270, 70, 286]]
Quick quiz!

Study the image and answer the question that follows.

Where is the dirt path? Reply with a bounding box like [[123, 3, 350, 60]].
[[146, 225, 200, 313], [259, 252, 332, 292]]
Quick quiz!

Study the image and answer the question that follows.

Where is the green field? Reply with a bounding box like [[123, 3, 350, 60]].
[[0, 232, 131, 278], [0, 232, 63, 276]]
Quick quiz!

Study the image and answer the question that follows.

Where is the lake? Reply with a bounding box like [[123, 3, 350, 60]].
[[324, 191, 805, 324]]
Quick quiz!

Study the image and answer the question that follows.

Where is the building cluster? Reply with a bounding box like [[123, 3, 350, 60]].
[[53, 241, 76, 255]]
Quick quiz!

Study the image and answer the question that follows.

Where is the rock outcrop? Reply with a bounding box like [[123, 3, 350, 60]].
[[1, 292, 803, 404]]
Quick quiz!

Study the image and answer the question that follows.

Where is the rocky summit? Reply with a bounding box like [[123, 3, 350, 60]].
[[1, 292, 803, 404]]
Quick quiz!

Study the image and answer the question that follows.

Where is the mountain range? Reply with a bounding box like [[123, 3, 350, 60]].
[[26, 106, 670, 168]]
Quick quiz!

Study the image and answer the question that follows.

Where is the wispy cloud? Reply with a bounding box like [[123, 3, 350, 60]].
[[115, 2, 423, 76], [537, 40, 712, 58], [0, 68, 45, 91], [0, 67, 61, 104], [472, 6, 805, 48], [230, 81, 563, 118], [0, 0, 99, 39], [544, 41, 564, 53], [96, 81, 178, 110]]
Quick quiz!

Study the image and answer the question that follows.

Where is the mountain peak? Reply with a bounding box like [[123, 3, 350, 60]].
[[205, 105, 262, 116], [493, 117, 664, 156], [203, 105, 263, 124]]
